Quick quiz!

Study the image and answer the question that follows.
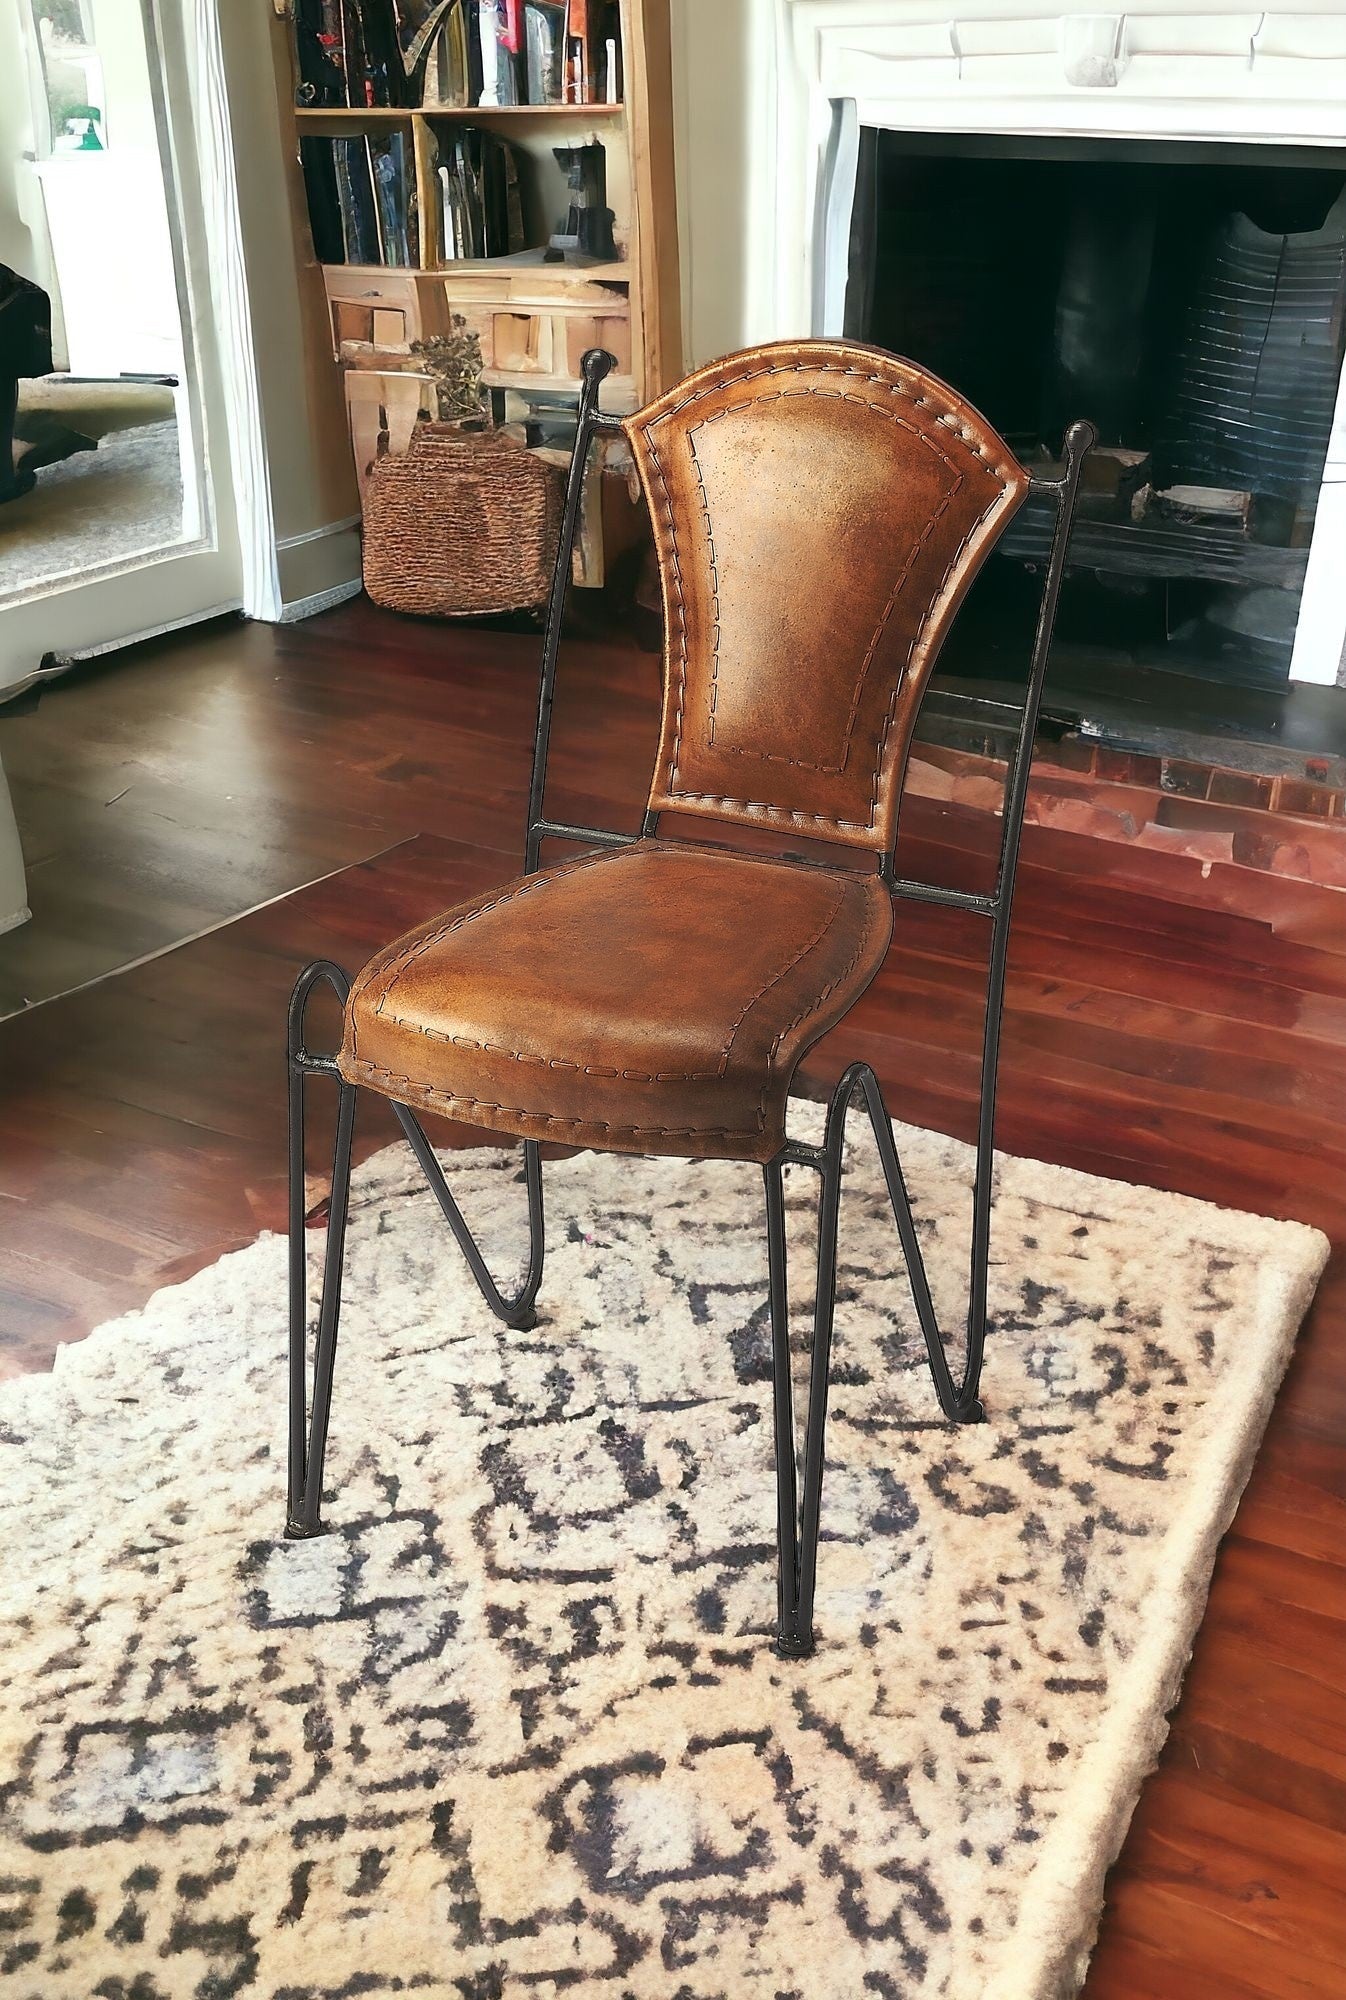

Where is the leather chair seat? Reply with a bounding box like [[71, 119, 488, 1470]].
[[339, 840, 893, 1163]]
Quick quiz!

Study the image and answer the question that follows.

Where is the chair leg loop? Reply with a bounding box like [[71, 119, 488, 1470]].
[[285, 960, 547, 1543]]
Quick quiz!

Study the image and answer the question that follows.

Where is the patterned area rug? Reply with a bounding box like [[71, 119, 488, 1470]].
[[0, 1114, 1327, 2000]]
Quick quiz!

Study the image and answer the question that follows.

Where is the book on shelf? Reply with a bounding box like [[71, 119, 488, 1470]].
[[561, 0, 621, 105], [437, 128, 526, 260], [302, 130, 416, 267], [371, 130, 414, 264], [294, 0, 407, 108], [421, 0, 483, 108], [294, 0, 621, 110], [524, 3, 565, 106], [475, 0, 521, 105]]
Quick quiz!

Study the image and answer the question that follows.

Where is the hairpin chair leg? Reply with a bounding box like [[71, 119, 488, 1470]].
[[765, 1151, 844, 1662], [763, 1161, 801, 1650], [765, 1062, 990, 1656], [387, 1105, 544, 1332], [286, 961, 357, 1540], [285, 961, 547, 1541]]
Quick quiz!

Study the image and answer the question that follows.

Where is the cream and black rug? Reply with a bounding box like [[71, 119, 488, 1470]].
[[0, 1114, 1327, 1999]]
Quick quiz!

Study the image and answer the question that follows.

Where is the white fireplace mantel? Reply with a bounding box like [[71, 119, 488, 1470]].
[[744, 0, 1346, 683]]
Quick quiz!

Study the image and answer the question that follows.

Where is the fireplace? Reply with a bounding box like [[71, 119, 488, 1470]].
[[750, 0, 1346, 715], [846, 133, 1346, 692]]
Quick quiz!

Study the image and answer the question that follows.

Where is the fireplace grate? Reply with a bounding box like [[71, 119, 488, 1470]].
[[1000, 498, 1310, 591]]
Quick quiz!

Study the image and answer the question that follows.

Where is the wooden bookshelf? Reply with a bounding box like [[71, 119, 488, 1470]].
[[294, 103, 625, 121], [281, 3, 680, 585]]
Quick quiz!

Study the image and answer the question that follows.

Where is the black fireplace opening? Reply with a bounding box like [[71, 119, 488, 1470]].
[[847, 132, 1346, 700]]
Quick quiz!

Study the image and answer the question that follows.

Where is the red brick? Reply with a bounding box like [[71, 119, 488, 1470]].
[[904, 756, 958, 802], [1229, 828, 1281, 872], [913, 742, 1005, 782], [1030, 771, 1160, 824], [1095, 746, 1161, 787], [1267, 840, 1319, 880], [1274, 777, 1342, 819], [1229, 823, 1346, 887], [1206, 767, 1275, 809], [1159, 758, 1211, 799], [1042, 734, 1096, 774], [1156, 796, 1253, 837], [1134, 823, 1235, 865], [1027, 796, 1141, 843], [950, 774, 1010, 813]]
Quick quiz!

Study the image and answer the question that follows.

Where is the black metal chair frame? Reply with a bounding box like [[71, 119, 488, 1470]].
[[286, 348, 1094, 1659]]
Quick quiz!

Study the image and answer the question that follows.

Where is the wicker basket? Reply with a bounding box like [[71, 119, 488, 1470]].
[[361, 420, 563, 617]]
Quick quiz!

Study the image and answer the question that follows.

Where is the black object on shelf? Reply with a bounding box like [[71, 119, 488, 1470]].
[[550, 142, 614, 260]]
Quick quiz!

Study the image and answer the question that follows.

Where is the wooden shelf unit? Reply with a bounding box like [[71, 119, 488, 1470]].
[[294, 102, 625, 121], [282, 2, 680, 576]]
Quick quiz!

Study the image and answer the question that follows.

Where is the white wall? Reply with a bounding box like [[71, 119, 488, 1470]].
[[670, 0, 774, 368], [218, 5, 360, 608], [0, 0, 62, 338]]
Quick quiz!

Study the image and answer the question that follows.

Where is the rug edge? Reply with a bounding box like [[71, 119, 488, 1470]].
[[986, 1242, 1330, 2000]]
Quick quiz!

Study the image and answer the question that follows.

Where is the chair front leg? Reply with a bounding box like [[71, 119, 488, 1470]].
[[286, 961, 357, 1540], [764, 1161, 800, 1647], [764, 1061, 991, 1652], [284, 960, 548, 1542], [763, 1133, 845, 1662]]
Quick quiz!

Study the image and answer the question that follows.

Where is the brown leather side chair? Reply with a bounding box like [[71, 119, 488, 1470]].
[[287, 340, 1093, 1658]]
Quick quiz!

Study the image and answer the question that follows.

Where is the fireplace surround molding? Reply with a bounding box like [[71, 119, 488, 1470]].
[[758, 0, 1346, 683]]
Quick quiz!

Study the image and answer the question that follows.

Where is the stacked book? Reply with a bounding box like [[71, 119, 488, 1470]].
[[301, 131, 415, 267], [436, 130, 526, 260], [295, 0, 622, 111]]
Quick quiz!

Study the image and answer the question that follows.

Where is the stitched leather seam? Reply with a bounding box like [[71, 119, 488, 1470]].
[[862, 498, 996, 830], [637, 362, 1014, 831], [349, 888, 878, 1132], [644, 429, 689, 792], [368, 845, 623, 1023], [374, 877, 849, 1083], [342, 1057, 759, 1143], [656, 483, 1005, 834], [642, 358, 1016, 482], [688, 393, 965, 775], [690, 427, 724, 748], [757, 899, 889, 1122]]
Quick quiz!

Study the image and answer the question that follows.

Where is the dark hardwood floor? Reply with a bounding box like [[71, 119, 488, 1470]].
[[0, 596, 1343, 1998]]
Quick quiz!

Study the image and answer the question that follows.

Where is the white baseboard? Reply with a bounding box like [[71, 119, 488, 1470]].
[[274, 515, 362, 623], [276, 513, 361, 552], [0, 600, 245, 705], [279, 577, 364, 622]]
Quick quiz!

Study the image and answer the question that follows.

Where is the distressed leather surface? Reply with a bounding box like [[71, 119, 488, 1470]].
[[339, 841, 892, 1162], [625, 340, 1029, 853], [343, 341, 1026, 1160]]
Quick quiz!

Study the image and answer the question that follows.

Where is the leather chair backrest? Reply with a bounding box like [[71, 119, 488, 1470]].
[[624, 340, 1030, 857]]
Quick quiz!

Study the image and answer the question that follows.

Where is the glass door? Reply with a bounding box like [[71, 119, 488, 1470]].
[[0, 0, 244, 689]]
